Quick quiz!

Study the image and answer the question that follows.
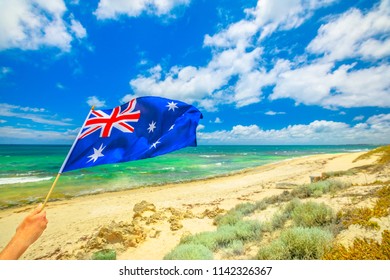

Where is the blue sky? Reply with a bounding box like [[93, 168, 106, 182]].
[[0, 0, 389, 145]]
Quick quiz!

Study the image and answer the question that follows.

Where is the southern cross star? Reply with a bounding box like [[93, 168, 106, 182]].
[[148, 121, 156, 133], [87, 143, 105, 163], [166, 101, 178, 111], [150, 140, 161, 149]]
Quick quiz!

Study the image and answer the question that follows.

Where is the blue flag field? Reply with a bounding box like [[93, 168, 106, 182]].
[[60, 96, 203, 173]]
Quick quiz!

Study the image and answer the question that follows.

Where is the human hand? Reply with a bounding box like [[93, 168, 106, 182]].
[[15, 204, 48, 247], [0, 204, 48, 260]]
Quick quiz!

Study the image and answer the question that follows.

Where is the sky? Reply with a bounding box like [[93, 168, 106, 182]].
[[0, 0, 389, 145]]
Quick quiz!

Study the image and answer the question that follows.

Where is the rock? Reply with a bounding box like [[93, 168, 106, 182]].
[[146, 211, 166, 225], [133, 201, 156, 218], [199, 207, 225, 219]]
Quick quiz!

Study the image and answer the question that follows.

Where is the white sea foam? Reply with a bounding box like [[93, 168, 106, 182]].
[[199, 154, 224, 158], [0, 176, 53, 185]]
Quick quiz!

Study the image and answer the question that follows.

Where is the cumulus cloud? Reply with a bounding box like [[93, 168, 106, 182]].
[[0, 0, 86, 52], [94, 0, 191, 20], [87, 96, 106, 108], [204, 0, 337, 48], [129, 0, 338, 110], [199, 114, 390, 144], [270, 62, 390, 108], [307, 0, 390, 61], [128, 0, 389, 111]]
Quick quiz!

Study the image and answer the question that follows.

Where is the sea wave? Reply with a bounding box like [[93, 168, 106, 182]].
[[0, 176, 53, 185], [199, 154, 224, 158]]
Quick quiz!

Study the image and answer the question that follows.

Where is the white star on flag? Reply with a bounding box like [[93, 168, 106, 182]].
[[148, 121, 156, 133], [166, 101, 178, 111], [150, 140, 161, 149], [87, 143, 105, 163], [169, 124, 175, 131]]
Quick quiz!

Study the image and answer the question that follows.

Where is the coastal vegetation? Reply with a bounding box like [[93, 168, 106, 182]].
[[163, 146, 390, 260]]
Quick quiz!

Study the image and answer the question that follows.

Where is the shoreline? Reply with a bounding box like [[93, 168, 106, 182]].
[[0, 154, 301, 210], [0, 151, 386, 260], [0, 152, 344, 210]]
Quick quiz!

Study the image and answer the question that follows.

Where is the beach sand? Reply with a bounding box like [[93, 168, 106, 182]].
[[0, 151, 388, 260]]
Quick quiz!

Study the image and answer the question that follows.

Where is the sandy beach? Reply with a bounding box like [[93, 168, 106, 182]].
[[0, 150, 388, 260]]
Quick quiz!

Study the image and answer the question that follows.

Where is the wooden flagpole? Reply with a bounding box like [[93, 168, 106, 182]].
[[40, 106, 95, 211], [41, 173, 61, 210]]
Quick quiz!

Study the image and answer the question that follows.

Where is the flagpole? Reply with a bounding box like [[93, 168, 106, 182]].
[[41, 173, 61, 210], [40, 106, 95, 211]]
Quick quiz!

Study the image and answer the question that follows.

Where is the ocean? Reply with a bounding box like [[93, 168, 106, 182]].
[[0, 144, 377, 209]]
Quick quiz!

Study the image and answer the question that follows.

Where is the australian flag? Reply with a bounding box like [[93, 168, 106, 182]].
[[60, 96, 203, 173]]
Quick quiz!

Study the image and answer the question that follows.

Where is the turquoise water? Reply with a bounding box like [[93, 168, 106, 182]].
[[0, 144, 377, 209]]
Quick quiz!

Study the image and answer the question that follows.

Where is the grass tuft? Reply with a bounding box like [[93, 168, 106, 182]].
[[91, 249, 116, 260], [163, 244, 214, 260], [353, 145, 390, 165]]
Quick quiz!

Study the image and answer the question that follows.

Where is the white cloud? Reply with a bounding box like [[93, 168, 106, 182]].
[[0, 103, 72, 126], [129, 0, 337, 110], [204, 0, 337, 48], [70, 18, 87, 39], [0, 126, 76, 143], [95, 0, 191, 20], [270, 62, 390, 108], [353, 115, 365, 121], [120, 94, 137, 104], [87, 96, 106, 108], [265, 111, 286, 116], [213, 117, 222, 124], [0, 0, 86, 52], [307, 0, 390, 61], [198, 114, 390, 144]]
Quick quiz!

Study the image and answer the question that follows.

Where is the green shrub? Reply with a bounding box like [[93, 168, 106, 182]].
[[214, 211, 243, 226], [214, 220, 262, 248], [279, 227, 333, 259], [91, 249, 116, 260], [181, 231, 218, 250], [222, 240, 245, 257], [291, 201, 334, 228], [291, 180, 350, 199], [257, 240, 290, 260], [233, 202, 258, 215], [181, 220, 262, 252], [214, 226, 239, 247], [282, 198, 301, 217], [268, 212, 290, 231], [257, 227, 332, 260], [233, 220, 263, 241], [164, 244, 214, 260]]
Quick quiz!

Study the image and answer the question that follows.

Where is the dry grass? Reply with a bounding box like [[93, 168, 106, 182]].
[[323, 230, 390, 260], [354, 145, 390, 165]]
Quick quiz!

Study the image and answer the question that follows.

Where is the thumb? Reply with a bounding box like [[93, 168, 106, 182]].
[[32, 203, 44, 215]]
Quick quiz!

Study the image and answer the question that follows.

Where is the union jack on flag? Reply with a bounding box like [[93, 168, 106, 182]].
[[79, 99, 140, 139], [59, 96, 203, 173]]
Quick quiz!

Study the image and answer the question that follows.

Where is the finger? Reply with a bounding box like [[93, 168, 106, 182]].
[[32, 203, 43, 215]]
